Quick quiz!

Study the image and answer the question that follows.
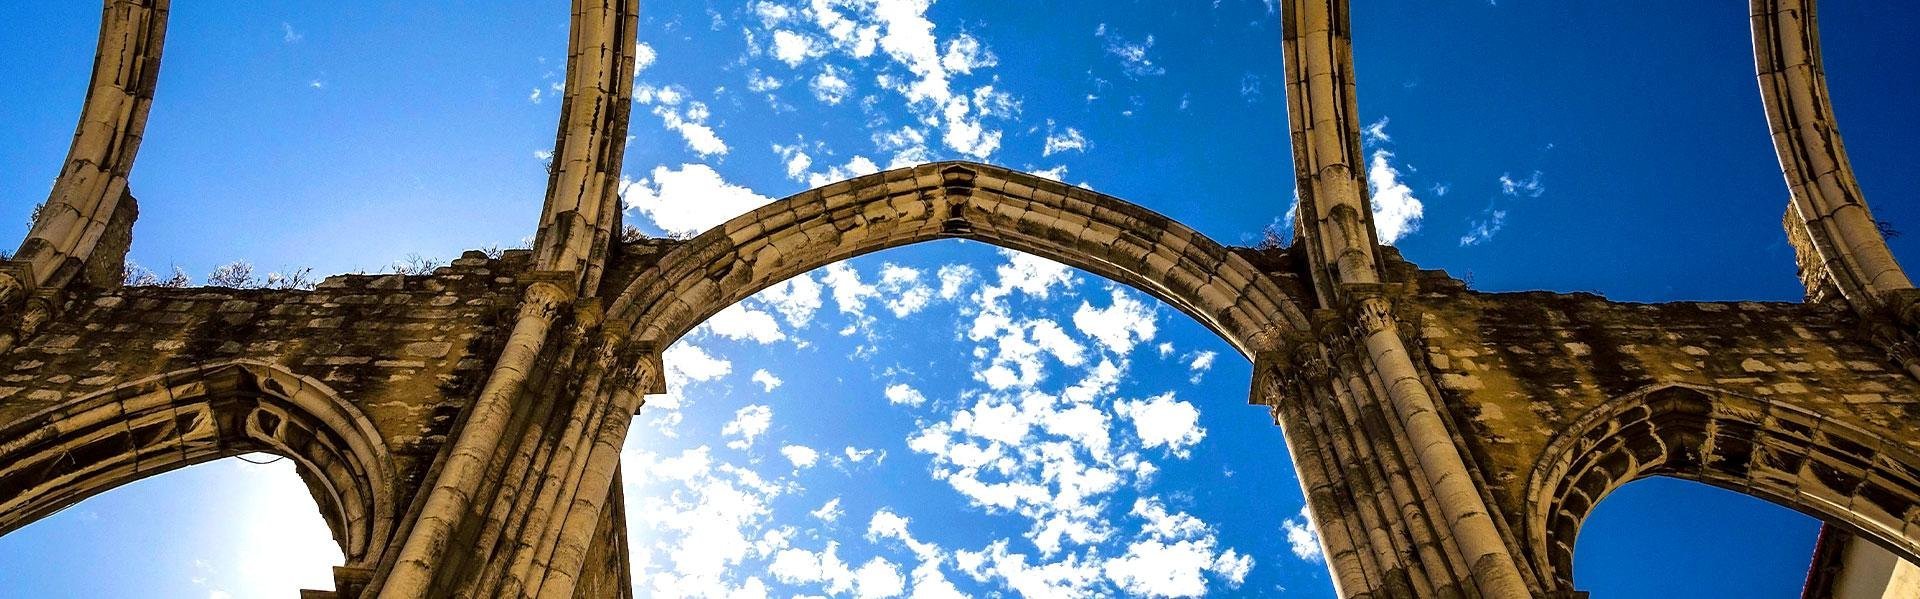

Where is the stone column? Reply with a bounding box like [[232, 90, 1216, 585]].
[[1281, 0, 1535, 595], [532, 0, 641, 295], [377, 280, 572, 598]]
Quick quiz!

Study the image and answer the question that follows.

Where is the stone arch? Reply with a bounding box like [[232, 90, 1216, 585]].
[[1523, 383, 1920, 590], [0, 360, 399, 566], [1753, 0, 1913, 307], [606, 161, 1311, 358]]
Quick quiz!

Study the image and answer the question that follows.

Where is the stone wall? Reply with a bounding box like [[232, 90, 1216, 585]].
[[0, 251, 532, 490]]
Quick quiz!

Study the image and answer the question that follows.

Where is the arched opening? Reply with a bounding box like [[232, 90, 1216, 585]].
[[605, 161, 1327, 594], [0, 454, 343, 596], [1526, 384, 1920, 595], [619, 241, 1330, 596], [1573, 476, 1820, 596], [0, 361, 399, 576]]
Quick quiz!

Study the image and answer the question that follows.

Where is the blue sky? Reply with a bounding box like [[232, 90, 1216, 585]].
[[1, 1, 1917, 597]]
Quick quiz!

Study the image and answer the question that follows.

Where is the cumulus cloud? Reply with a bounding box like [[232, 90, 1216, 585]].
[[884, 383, 927, 406], [741, 0, 1014, 160], [781, 445, 820, 468], [1073, 289, 1158, 355], [753, 369, 785, 392], [811, 64, 854, 104], [634, 84, 729, 157], [624, 445, 790, 596], [1282, 505, 1324, 562], [634, 42, 658, 73], [702, 304, 787, 344], [623, 164, 775, 236], [757, 273, 825, 328], [771, 30, 820, 66], [1366, 150, 1424, 244], [811, 498, 844, 522], [723, 405, 775, 450], [1185, 351, 1217, 384], [820, 261, 937, 327], [1116, 393, 1205, 456]]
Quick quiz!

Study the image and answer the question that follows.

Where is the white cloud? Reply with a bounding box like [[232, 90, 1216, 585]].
[[623, 164, 775, 236], [823, 262, 879, 318], [746, 0, 1014, 160], [769, 543, 857, 593], [811, 64, 854, 104], [753, 369, 784, 392], [804, 155, 882, 188], [854, 558, 907, 599], [1098, 25, 1165, 77], [723, 405, 775, 450], [1362, 116, 1391, 144], [281, 23, 303, 44], [844, 446, 881, 463], [634, 42, 659, 73], [936, 264, 974, 299], [1500, 170, 1545, 197], [1042, 124, 1089, 157], [1366, 149, 1423, 244], [1032, 165, 1069, 182], [624, 445, 789, 597], [702, 304, 787, 344], [1459, 209, 1508, 247], [1116, 393, 1204, 456], [940, 34, 997, 75], [656, 342, 733, 412], [772, 30, 820, 66], [879, 264, 933, 317], [781, 445, 820, 468], [875, 126, 933, 168], [748, 71, 784, 93], [820, 261, 936, 324], [884, 383, 927, 406], [757, 273, 825, 327], [811, 498, 845, 522], [1072, 289, 1158, 355], [1282, 505, 1324, 563], [1185, 351, 1216, 384], [634, 84, 730, 156]]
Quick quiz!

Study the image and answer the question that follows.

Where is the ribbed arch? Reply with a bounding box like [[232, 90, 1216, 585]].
[[605, 162, 1311, 360], [0, 360, 399, 565], [1524, 384, 1920, 591]]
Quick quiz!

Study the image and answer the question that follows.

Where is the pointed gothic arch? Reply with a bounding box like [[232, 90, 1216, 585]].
[[0, 360, 399, 566], [1523, 383, 1920, 591], [605, 161, 1312, 359]]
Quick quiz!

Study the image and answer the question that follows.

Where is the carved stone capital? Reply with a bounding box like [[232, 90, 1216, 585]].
[[0, 261, 35, 315], [1353, 296, 1397, 336], [519, 280, 575, 322], [612, 348, 665, 397]]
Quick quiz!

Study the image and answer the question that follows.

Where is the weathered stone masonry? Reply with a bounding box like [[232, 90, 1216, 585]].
[[2, 0, 1918, 597]]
